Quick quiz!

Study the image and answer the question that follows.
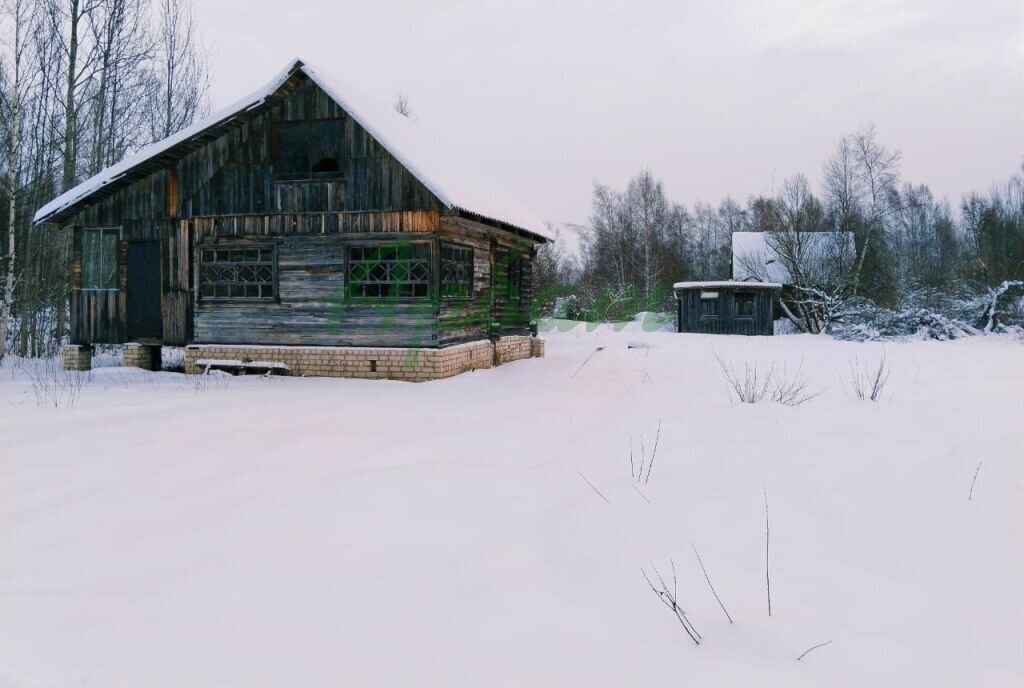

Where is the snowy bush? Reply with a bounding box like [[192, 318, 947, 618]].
[[715, 354, 820, 406], [573, 283, 675, 324], [23, 357, 91, 408], [642, 561, 702, 646], [830, 281, 1024, 342], [846, 353, 892, 401]]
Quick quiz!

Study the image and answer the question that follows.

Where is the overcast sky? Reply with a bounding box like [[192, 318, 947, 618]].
[[197, 0, 1023, 231]]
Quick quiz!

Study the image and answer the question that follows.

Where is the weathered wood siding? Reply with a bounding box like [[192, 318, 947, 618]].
[[436, 217, 535, 346], [66, 73, 445, 347], [63, 71, 542, 349], [179, 78, 440, 217], [192, 228, 437, 347], [676, 288, 775, 336]]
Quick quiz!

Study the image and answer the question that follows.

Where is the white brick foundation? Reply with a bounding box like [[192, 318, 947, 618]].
[[184, 336, 544, 382], [123, 343, 160, 370], [62, 345, 93, 371]]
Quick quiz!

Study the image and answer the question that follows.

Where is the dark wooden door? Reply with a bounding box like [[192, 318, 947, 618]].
[[126, 241, 162, 340]]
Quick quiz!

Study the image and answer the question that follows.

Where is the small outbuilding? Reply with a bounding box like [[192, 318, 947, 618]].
[[673, 281, 781, 336]]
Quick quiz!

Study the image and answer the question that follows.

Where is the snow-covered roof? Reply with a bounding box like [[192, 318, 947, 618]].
[[34, 58, 550, 240], [732, 231, 855, 283], [673, 280, 782, 290]]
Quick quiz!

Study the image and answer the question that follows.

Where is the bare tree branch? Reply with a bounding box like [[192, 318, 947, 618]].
[[797, 638, 834, 661], [969, 462, 982, 501], [576, 470, 610, 504], [691, 543, 733, 623]]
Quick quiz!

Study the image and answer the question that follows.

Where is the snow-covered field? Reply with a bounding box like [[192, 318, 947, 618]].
[[1, 324, 1022, 687]]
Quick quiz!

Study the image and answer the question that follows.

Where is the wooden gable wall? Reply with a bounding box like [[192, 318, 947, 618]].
[[64, 72, 539, 349], [67, 74, 447, 346], [72, 74, 442, 233]]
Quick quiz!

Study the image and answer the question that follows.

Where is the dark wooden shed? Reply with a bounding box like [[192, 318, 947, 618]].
[[35, 58, 550, 381], [674, 281, 781, 336]]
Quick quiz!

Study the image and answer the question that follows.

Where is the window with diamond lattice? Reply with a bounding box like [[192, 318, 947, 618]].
[[199, 246, 277, 300], [441, 243, 473, 299], [348, 243, 431, 299]]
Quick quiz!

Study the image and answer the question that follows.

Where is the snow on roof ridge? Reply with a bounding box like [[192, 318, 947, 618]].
[[34, 57, 551, 240]]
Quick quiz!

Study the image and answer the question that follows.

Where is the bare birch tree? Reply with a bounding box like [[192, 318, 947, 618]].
[[739, 176, 853, 333], [625, 169, 668, 303], [847, 125, 900, 296], [0, 0, 38, 359], [45, 0, 101, 192], [149, 0, 208, 141], [87, 0, 153, 174]]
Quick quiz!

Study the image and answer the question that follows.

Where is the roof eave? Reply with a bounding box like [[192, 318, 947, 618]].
[[32, 59, 308, 227], [452, 208, 549, 243]]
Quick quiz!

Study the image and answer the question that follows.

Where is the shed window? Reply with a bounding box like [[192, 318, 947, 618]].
[[699, 292, 719, 317], [348, 243, 431, 299], [441, 243, 473, 299], [273, 119, 345, 181], [81, 228, 120, 290], [199, 245, 277, 300], [735, 292, 755, 318]]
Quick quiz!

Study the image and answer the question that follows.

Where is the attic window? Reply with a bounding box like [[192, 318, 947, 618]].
[[273, 119, 345, 181], [312, 157, 340, 179]]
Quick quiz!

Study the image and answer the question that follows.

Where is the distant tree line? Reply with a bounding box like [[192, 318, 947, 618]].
[[0, 0, 208, 361], [535, 125, 1024, 334]]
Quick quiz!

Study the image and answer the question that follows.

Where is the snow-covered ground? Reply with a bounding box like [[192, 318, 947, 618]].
[[1, 324, 1021, 687]]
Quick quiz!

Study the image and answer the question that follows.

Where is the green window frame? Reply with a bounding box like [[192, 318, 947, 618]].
[[441, 243, 473, 299], [347, 243, 431, 300], [198, 244, 278, 301], [81, 227, 120, 290]]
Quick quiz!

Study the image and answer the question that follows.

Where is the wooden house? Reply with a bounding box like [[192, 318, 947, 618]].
[[36, 58, 550, 381], [673, 281, 781, 336]]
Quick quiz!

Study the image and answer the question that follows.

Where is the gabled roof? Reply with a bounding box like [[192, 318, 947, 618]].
[[732, 231, 855, 284], [34, 58, 550, 240]]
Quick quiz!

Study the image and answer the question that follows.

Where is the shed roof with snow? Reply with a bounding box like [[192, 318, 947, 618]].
[[673, 280, 782, 290]]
